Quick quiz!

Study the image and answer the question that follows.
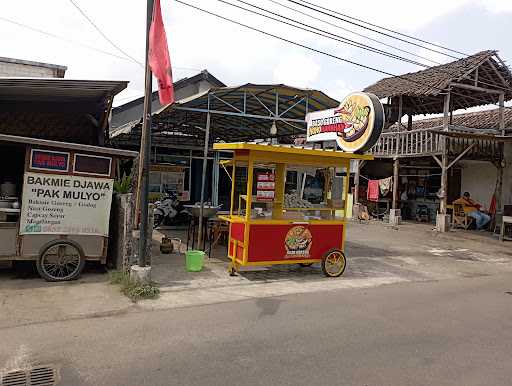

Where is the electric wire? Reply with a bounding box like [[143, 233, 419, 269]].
[[218, 0, 433, 68], [232, 0, 512, 93], [0, 15, 200, 73], [0, 16, 133, 62], [286, 0, 462, 60], [174, 0, 512, 112], [69, 0, 144, 67], [290, 0, 469, 57], [265, 0, 442, 65]]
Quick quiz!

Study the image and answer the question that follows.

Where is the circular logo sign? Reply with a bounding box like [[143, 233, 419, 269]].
[[284, 226, 312, 258], [306, 92, 385, 153]]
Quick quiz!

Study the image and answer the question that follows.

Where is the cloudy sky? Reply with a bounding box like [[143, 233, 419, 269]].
[[1, 0, 511, 109]]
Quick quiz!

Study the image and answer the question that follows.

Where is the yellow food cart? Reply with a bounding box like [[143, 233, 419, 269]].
[[214, 143, 373, 277]]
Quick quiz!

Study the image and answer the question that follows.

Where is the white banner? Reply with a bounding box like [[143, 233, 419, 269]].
[[306, 92, 384, 153], [19, 172, 114, 236]]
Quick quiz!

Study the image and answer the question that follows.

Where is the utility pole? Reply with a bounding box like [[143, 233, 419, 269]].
[[137, 0, 154, 268]]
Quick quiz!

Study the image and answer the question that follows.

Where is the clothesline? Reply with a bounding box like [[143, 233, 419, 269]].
[[360, 173, 442, 180]]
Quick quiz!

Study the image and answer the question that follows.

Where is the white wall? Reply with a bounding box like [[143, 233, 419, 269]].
[[0, 61, 59, 77], [459, 160, 496, 209]]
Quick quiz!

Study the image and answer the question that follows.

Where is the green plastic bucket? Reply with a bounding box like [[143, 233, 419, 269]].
[[186, 250, 205, 272]]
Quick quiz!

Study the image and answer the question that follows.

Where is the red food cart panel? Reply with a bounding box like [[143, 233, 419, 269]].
[[229, 222, 245, 259], [230, 223, 245, 241], [247, 223, 343, 262]]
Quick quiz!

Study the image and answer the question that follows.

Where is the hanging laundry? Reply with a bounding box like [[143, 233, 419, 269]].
[[488, 194, 496, 216], [367, 180, 379, 202], [379, 177, 392, 196]]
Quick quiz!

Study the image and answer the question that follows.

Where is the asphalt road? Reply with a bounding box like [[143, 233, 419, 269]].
[[2, 273, 512, 386]]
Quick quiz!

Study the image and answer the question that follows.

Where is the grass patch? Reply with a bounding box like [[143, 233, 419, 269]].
[[109, 270, 160, 302]]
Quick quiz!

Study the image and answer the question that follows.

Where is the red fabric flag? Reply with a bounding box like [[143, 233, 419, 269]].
[[149, 0, 175, 105]]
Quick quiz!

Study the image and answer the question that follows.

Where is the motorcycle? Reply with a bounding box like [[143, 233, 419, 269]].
[[153, 190, 190, 228]]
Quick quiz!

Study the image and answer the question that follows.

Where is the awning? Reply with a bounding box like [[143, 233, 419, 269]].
[[111, 83, 339, 144], [0, 133, 138, 158], [0, 78, 128, 102]]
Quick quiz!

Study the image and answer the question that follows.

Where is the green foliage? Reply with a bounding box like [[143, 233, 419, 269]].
[[109, 270, 160, 302], [114, 175, 132, 194]]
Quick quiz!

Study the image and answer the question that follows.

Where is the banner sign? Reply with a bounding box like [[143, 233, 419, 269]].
[[19, 172, 113, 236], [306, 92, 384, 153], [256, 172, 275, 202], [31, 149, 69, 172]]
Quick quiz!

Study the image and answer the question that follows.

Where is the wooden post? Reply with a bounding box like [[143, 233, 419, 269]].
[[392, 157, 399, 210], [354, 160, 360, 204], [499, 92, 505, 136], [397, 95, 403, 131], [440, 92, 450, 215], [407, 114, 413, 131], [496, 161, 503, 219]]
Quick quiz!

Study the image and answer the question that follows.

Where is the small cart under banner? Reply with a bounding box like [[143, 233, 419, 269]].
[[213, 143, 373, 277], [0, 133, 137, 281]]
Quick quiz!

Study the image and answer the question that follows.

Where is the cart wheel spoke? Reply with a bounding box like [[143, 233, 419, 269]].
[[38, 241, 84, 281], [321, 249, 346, 278]]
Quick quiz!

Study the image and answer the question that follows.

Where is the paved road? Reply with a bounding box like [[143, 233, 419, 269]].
[[2, 274, 512, 386]]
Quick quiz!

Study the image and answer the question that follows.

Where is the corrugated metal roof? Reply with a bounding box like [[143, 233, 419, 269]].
[[0, 78, 128, 102], [111, 83, 339, 144]]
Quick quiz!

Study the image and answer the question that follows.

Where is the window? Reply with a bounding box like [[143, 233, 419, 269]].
[[73, 154, 112, 176]]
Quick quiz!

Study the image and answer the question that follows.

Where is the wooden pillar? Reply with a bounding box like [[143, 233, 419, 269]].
[[354, 160, 360, 204], [397, 95, 403, 131], [499, 92, 505, 136], [440, 92, 451, 215], [496, 162, 504, 218], [407, 114, 413, 131], [392, 157, 399, 210], [273, 163, 286, 219]]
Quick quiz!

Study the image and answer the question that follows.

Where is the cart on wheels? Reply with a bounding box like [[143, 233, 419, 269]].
[[0, 134, 137, 281], [214, 143, 373, 277]]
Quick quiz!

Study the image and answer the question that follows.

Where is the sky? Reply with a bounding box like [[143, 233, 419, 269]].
[[1, 0, 511, 111]]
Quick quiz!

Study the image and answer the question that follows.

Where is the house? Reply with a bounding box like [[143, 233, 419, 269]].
[[110, 70, 225, 135], [359, 50, 512, 231], [0, 56, 66, 78]]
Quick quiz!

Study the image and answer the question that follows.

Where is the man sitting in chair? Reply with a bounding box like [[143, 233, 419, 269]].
[[453, 192, 491, 230]]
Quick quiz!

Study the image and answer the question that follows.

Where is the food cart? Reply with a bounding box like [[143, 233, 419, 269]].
[[213, 92, 383, 277], [0, 133, 137, 281], [214, 143, 373, 277]]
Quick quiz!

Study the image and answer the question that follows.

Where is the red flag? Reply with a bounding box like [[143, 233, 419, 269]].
[[149, 0, 175, 105]]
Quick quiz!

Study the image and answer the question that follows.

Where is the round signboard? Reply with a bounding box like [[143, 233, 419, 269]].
[[306, 92, 385, 153]]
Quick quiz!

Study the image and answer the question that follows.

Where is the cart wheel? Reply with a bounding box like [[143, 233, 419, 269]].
[[321, 249, 346, 278], [299, 263, 314, 267], [36, 240, 85, 282]]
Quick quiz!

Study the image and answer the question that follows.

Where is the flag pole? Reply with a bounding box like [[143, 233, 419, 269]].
[[138, 0, 154, 268]]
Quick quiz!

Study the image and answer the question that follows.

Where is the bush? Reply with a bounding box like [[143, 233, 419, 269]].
[[113, 176, 132, 194], [109, 270, 160, 302]]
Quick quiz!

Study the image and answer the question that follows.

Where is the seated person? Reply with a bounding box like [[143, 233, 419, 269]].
[[453, 192, 491, 230]]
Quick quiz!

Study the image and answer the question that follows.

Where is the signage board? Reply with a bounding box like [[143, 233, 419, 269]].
[[256, 172, 275, 202], [306, 92, 384, 153], [19, 172, 113, 236], [30, 149, 69, 172]]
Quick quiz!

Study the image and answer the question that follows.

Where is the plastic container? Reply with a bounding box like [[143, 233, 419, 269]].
[[186, 250, 205, 272]]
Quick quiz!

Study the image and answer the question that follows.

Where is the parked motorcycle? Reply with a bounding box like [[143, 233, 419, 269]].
[[153, 191, 190, 228]]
